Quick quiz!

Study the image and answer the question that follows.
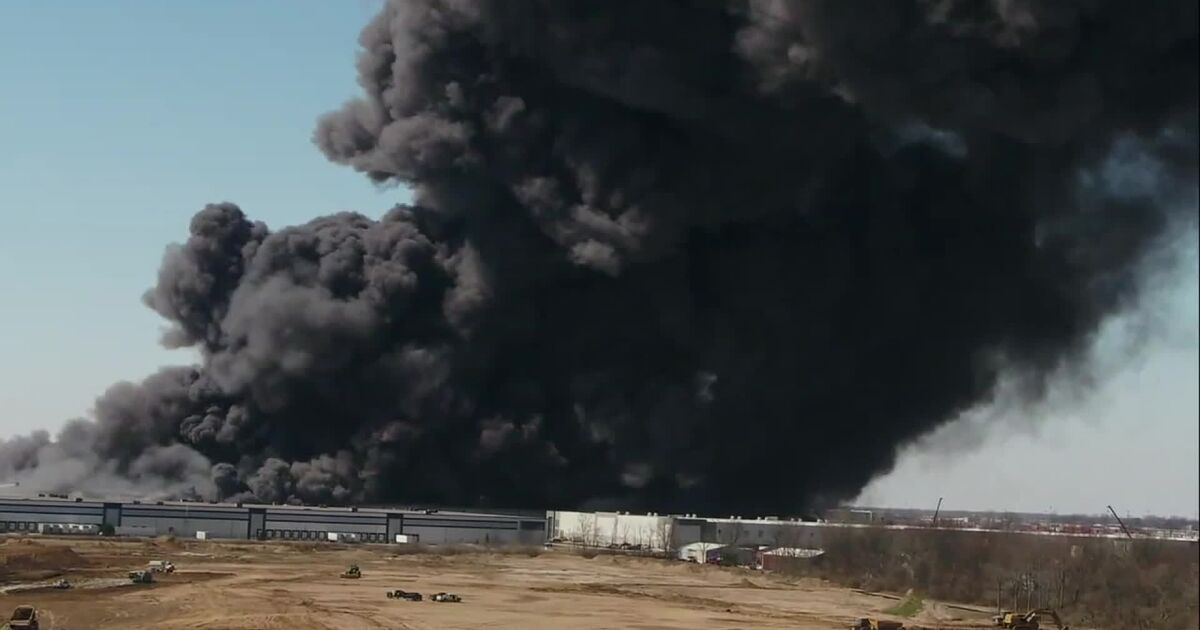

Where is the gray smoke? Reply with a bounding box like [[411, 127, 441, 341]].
[[2, 0, 1196, 512]]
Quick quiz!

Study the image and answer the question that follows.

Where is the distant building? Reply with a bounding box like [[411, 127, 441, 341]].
[[546, 511, 674, 551], [0, 495, 544, 545], [678, 541, 724, 563], [824, 508, 875, 524], [758, 546, 825, 571]]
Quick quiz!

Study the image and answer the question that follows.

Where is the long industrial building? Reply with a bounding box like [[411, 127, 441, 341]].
[[6, 495, 1192, 550], [546, 510, 826, 551], [547, 510, 1200, 552], [0, 495, 546, 545]]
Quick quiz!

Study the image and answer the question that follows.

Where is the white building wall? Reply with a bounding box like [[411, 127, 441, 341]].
[[548, 511, 673, 550], [549, 512, 828, 551], [677, 541, 724, 562]]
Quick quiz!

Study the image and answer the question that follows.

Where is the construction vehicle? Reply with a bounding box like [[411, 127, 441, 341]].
[[8, 605, 39, 630], [849, 620, 904, 630], [386, 589, 423, 601], [340, 564, 362, 579], [52, 578, 71, 589], [993, 608, 1069, 630], [431, 592, 462, 603], [147, 560, 176, 573], [128, 570, 155, 584]]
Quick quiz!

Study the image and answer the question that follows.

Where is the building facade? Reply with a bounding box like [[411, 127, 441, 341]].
[[546, 511, 674, 550], [0, 496, 545, 545], [546, 511, 827, 552]]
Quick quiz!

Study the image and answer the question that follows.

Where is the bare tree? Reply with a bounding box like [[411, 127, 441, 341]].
[[577, 513, 598, 547], [654, 518, 674, 556], [635, 524, 651, 554]]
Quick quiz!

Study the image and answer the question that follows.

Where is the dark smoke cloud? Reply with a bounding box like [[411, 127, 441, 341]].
[[2, 0, 1196, 512]]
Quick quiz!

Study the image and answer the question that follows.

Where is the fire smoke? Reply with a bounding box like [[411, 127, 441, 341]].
[[2, 0, 1196, 512]]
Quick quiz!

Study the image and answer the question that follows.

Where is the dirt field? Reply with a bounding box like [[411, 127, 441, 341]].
[[1, 535, 997, 629]]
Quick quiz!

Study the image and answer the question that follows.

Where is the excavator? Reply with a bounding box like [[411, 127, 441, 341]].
[[992, 608, 1069, 630], [128, 570, 155, 584]]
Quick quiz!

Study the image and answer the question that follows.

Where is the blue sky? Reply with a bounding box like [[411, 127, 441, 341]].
[[0, 0, 398, 427], [1, 2, 1196, 517]]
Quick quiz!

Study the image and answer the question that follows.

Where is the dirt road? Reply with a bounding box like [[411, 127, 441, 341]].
[[1, 537, 994, 629]]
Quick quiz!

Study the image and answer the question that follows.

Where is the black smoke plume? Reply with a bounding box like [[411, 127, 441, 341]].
[[2, 0, 1196, 512]]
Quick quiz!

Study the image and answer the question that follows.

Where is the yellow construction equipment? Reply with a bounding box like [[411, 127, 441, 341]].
[[340, 564, 362, 579], [992, 608, 1069, 630]]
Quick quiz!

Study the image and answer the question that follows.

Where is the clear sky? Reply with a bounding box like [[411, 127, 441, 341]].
[[1, 2, 1196, 518]]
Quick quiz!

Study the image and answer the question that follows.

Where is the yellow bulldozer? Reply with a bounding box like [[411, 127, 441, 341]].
[[992, 608, 1069, 630]]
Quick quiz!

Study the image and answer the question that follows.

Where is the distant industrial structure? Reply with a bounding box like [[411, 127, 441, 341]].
[[0, 495, 545, 545], [3, 490, 1193, 553], [546, 511, 828, 558], [546, 508, 1198, 563]]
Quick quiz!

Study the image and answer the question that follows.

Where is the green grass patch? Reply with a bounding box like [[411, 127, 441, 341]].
[[884, 593, 925, 617]]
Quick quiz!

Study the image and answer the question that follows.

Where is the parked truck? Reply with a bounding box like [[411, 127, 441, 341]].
[[147, 560, 176, 573], [386, 589, 423, 601]]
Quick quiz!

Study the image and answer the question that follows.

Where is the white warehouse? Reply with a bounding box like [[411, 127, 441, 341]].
[[546, 511, 828, 552], [547, 511, 674, 551]]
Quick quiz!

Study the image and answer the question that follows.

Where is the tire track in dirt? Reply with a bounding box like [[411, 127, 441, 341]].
[[530, 582, 844, 627]]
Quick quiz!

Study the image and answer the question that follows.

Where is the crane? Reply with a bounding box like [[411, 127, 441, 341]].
[[1107, 505, 1134, 540]]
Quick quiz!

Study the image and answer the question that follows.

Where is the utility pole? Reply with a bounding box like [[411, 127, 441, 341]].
[[1107, 505, 1134, 540], [932, 497, 943, 528]]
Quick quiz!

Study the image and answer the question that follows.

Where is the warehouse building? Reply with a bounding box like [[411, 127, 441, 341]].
[[546, 510, 826, 551], [546, 510, 674, 550], [0, 495, 545, 545]]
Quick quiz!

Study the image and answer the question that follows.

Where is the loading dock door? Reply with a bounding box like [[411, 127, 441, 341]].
[[102, 503, 121, 529], [249, 508, 266, 540], [387, 514, 403, 542]]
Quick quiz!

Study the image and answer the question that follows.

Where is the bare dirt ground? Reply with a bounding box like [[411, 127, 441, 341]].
[[1, 535, 996, 630]]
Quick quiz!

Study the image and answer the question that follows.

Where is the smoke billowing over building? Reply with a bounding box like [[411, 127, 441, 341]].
[[2, 0, 1197, 513]]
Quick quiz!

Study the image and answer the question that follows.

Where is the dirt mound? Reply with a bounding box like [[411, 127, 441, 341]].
[[152, 535, 184, 550], [0, 540, 90, 572]]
